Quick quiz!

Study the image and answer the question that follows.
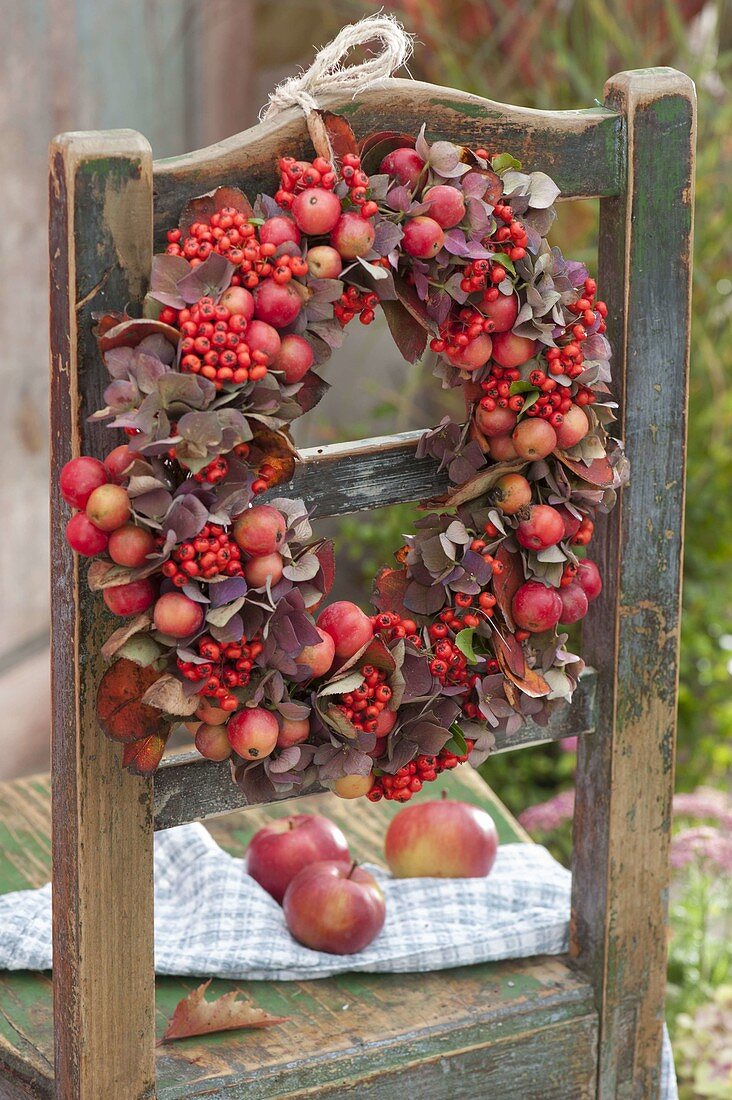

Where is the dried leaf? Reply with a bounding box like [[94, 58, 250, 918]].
[[381, 299, 428, 365], [555, 451, 615, 487], [101, 612, 154, 661], [96, 317, 180, 354], [315, 110, 358, 159], [428, 459, 526, 508], [178, 187, 254, 240], [497, 647, 551, 698], [122, 729, 170, 775], [161, 980, 288, 1043], [372, 566, 413, 620], [492, 545, 523, 630], [141, 673, 200, 716], [248, 427, 296, 487], [96, 659, 164, 743]]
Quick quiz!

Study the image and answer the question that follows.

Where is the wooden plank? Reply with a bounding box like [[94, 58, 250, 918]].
[[153, 669, 596, 830], [151, 79, 624, 245], [570, 67, 695, 1098], [49, 131, 156, 1100]]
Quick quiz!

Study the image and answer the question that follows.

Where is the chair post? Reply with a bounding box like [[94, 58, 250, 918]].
[[49, 131, 156, 1099], [570, 69, 696, 1097]]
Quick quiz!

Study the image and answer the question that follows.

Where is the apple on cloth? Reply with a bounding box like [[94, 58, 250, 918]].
[[283, 861, 386, 955], [384, 797, 499, 879], [245, 813, 350, 904]]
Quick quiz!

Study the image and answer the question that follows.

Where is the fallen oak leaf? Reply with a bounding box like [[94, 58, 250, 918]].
[[160, 980, 288, 1044]]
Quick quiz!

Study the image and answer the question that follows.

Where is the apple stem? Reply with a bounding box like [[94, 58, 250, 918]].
[[288, 820, 294, 831], [346, 859, 358, 880], [441, 789, 448, 800]]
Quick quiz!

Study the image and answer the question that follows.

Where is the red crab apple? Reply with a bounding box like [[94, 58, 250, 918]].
[[233, 505, 287, 556], [385, 798, 498, 879], [402, 215, 445, 259], [555, 403, 590, 449], [491, 331, 537, 368], [559, 583, 589, 624], [196, 699, 230, 725], [85, 483, 131, 532], [482, 292, 519, 333], [246, 814, 350, 904], [575, 559, 602, 601], [244, 552, 284, 588], [492, 473, 532, 516], [153, 592, 204, 638], [245, 319, 281, 363], [291, 187, 342, 235], [330, 773, 375, 799], [330, 213, 375, 260], [555, 504, 582, 540], [103, 578, 155, 617], [489, 433, 519, 461], [195, 723, 232, 762], [65, 512, 109, 557], [317, 601, 374, 661], [379, 147, 425, 187], [516, 505, 565, 551], [306, 244, 343, 279], [108, 523, 156, 568], [511, 580, 563, 633], [296, 627, 336, 677], [276, 716, 311, 749], [272, 333, 314, 383], [104, 444, 135, 482], [475, 402, 516, 437], [227, 707, 279, 760], [220, 285, 255, 322], [447, 334, 493, 372], [423, 184, 465, 228], [283, 860, 386, 954], [512, 418, 557, 461], [60, 456, 109, 509], [253, 279, 302, 329], [258, 215, 301, 248]]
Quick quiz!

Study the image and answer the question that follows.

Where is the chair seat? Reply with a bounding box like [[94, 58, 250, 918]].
[[0, 769, 597, 1099]]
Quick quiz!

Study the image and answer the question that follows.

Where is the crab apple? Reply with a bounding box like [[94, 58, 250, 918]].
[[195, 723, 232, 762], [276, 715, 311, 749], [482, 292, 519, 333], [555, 504, 582, 540], [297, 627, 336, 677], [475, 402, 516, 436], [385, 799, 498, 878], [379, 146, 425, 187], [491, 331, 538, 368], [153, 591, 204, 638], [60, 456, 109, 509], [330, 773, 375, 799], [306, 244, 343, 279], [492, 473, 532, 515], [272, 333, 314, 383], [559, 583, 589, 624], [291, 187, 342, 235], [103, 578, 155, 617], [244, 552, 284, 588], [85, 483, 131, 532], [65, 512, 109, 557], [108, 523, 156, 568], [516, 505, 565, 551], [246, 814, 350, 904], [330, 213, 375, 260], [555, 403, 590, 449], [511, 580, 563, 633], [104, 444, 135, 482], [196, 699, 230, 725], [233, 505, 287, 556], [512, 418, 557, 461], [374, 707, 397, 736], [317, 601, 374, 661], [402, 215, 445, 259], [489, 433, 520, 461], [226, 706, 279, 759], [423, 184, 465, 228], [258, 216, 301, 248], [253, 279, 302, 329], [245, 319, 281, 362], [284, 860, 385, 954], [447, 333, 493, 371], [220, 285, 255, 322], [575, 559, 602, 601]]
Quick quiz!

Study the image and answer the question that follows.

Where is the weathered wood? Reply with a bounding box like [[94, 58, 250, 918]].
[[570, 68, 695, 1099], [152, 79, 624, 246], [49, 131, 156, 1100], [154, 668, 597, 830]]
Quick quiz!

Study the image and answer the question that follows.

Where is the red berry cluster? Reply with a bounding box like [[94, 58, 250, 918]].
[[270, 252, 309, 285], [337, 664, 393, 734], [532, 277, 608, 392], [166, 207, 262, 279], [193, 456, 229, 485], [488, 202, 528, 262], [160, 523, 243, 585], [232, 442, 278, 496], [164, 296, 269, 388], [335, 285, 380, 326], [276, 156, 337, 206], [177, 633, 264, 710], [458, 260, 510, 295], [339, 153, 379, 218], [429, 304, 494, 357], [370, 611, 421, 647], [479, 364, 530, 415], [367, 739, 475, 803], [571, 517, 594, 546]]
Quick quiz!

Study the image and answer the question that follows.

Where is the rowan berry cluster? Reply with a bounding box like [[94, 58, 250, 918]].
[[276, 155, 337, 206], [488, 202, 528, 262], [177, 633, 264, 711], [429, 305, 495, 357], [160, 524, 244, 585], [334, 285, 380, 326], [367, 739, 475, 803], [164, 296, 269, 388], [337, 664, 393, 734], [165, 207, 263, 279]]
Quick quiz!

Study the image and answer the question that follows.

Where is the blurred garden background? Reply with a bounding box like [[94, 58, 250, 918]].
[[1, 0, 730, 1093]]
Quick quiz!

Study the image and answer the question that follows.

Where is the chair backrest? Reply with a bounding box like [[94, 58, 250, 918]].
[[49, 69, 695, 1099]]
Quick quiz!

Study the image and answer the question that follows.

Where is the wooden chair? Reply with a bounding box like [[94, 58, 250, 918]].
[[0, 66, 694, 1098]]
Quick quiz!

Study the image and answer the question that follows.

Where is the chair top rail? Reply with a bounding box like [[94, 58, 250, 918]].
[[151, 79, 624, 239]]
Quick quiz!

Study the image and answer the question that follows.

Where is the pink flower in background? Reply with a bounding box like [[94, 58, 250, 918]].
[[560, 736, 578, 753], [670, 826, 732, 874], [518, 789, 575, 832], [673, 786, 732, 830]]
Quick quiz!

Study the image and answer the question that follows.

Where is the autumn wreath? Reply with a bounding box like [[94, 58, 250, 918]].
[[58, 115, 628, 805]]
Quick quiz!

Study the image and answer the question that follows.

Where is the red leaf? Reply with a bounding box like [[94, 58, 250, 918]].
[[555, 451, 615, 487], [492, 545, 524, 631], [381, 299, 428, 365], [497, 647, 551, 698], [161, 980, 288, 1043], [315, 540, 335, 599], [178, 187, 254, 240], [96, 659, 165, 743], [316, 110, 358, 158], [372, 566, 413, 621], [122, 729, 170, 775]]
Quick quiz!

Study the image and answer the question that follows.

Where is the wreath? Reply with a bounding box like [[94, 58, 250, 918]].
[[59, 111, 628, 805]]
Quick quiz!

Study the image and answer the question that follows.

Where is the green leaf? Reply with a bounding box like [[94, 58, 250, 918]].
[[455, 627, 479, 664], [444, 724, 468, 755], [490, 252, 516, 276], [509, 380, 538, 394], [492, 152, 522, 174]]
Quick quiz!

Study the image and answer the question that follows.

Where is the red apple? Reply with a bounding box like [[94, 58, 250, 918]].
[[317, 601, 373, 661], [296, 627, 336, 677], [227, 707, 278, 759], [153, 592, 204, 638], [330, 773, 375, 799], [385, 798, 498, 878], [246, 814, 350, 904], [276, 716, 310, 748], [283, 861, 386, 954]]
